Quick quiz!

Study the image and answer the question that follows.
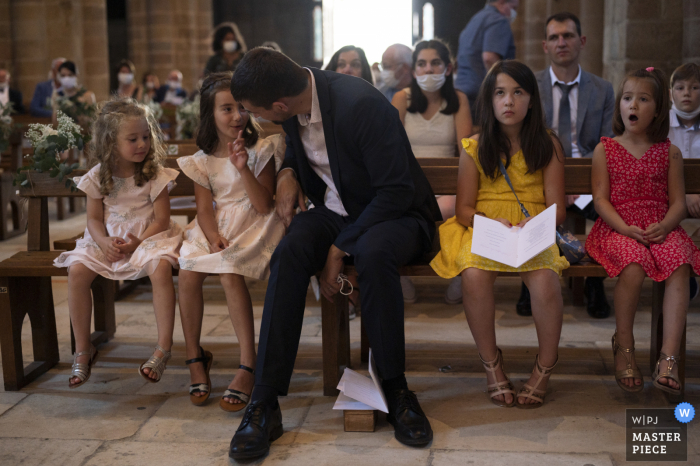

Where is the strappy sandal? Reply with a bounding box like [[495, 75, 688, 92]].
[[478, 348, 516, 408], [68, 346, 98, 389], [612, 332, 644, 393], [186, 346, 213, 406], [220, 364, 255, 412], [652, 352, 682, 396], [139, 344, 172, 383], [515, 354, 558, 409]]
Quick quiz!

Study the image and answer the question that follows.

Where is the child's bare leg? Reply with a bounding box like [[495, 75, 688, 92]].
[[219, 273, 256, 404], [520, 269, 563, 405], [461, 268, 512, 404], [657, 264, 690, 390], [143, 260, 176, 379], [67, 263, 98, 385], [178, 269, 208, 395], [613, 263, 646, 389]]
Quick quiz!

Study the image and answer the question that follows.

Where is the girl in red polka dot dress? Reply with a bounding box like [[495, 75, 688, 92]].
[[587, 67, 700, 396]]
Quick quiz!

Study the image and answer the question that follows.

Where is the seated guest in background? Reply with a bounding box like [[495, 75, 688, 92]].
[[0, 69, 25, 114], [228, 48, 440, 459], [392, 39, 472, 304], [204, 22, 247, 76], [516, 12, 615, 319], [115, 59, 142, 101], [30, 57, 65, 117], [141, 71, 161, 103], [325, 45, 374, 85], [52, 61, 96, 126], [261, 41, 282, 53], [156, 70, 187, 106], [379, 43, 413, 101], [455, 0, 519, 117]]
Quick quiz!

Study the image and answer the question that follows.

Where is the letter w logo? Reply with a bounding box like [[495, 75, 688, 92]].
[[680, 409, 691, 417]]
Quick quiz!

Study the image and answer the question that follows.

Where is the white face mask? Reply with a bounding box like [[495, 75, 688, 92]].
[[145, 81, 155, 90], [416, 72, 446, 92], [510, 8, 517, 23], [118, 72, 134, 85], [672, 103, 700, 121], [223, 40, 239, 53], [380, 68, 400, 89], [168, 80, 181, 90], [59, 76, 77, 89]]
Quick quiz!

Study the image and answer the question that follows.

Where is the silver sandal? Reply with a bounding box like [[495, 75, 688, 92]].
[[68, 346, 98, 389], [139, 344, 172, 383]]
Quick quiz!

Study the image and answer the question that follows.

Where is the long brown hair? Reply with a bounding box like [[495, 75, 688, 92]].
[[196, 71, 260, 154], [474, 60, 557, 180], [613, 67, 670, 143]]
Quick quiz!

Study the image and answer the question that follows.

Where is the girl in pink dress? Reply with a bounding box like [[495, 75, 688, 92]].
[[587, 67, 700, 396], [55, 98, 182, 388]]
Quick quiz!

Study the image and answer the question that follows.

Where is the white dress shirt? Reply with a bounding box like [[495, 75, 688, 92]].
[[294, 69, 348, 217], [550, 66, 581, 158], [0, 85, 8, 106], [669, 110, 700, 159]]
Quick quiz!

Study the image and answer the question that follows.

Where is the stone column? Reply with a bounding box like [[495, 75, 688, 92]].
[[683, 0, 700, 64], [81, 0, 110, 101], [579, 0, 604, 77], [520, 0, 549, 71], [0, 0, 12, 69]]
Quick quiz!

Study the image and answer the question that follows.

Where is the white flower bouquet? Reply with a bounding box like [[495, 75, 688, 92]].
[[0, 101, 15, 153], [176, 96, 200, 139]]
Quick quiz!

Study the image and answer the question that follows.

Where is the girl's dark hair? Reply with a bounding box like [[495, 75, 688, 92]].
[[116, 59, 135, 74], [58, 61, 77, 75], [212, 25, 235, 53], [475, 60, 558, 180], [325, 45, 373, 85], [613, 67, 670, 143], [196, 71, 260, 154], [407, 39, 460, 115]]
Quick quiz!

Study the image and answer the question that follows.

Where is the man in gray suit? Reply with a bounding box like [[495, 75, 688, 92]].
[[517, 12, 615, 319]]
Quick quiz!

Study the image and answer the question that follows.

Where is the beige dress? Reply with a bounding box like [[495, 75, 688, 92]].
[[177, 138, 285, 279], [54, 164, 183, 279]]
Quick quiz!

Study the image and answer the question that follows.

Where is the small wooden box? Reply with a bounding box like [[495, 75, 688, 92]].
[[343, 410, 377, 432]]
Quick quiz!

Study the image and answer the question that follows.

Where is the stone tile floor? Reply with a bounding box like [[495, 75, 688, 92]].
[[0, 211, 697, 465]]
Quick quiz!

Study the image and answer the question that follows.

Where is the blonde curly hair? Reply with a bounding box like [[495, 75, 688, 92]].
[[88, 97, 166, 196]]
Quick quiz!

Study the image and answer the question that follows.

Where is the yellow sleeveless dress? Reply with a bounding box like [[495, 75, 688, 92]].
[[430, 138, 569, 278]]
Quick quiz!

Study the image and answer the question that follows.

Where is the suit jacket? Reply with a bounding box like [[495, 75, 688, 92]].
[[281, 68, 441, 256], [154, 85, 188, 103], [30, 80, 54, 118], [536, 68, 615, 157], [7, 89, 24, 114]]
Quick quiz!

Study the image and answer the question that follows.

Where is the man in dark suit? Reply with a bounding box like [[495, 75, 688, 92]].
[[30, 58, 65, 118], [517, 12, 615, 319], [0, 69, 25, 114], [227, 48, 440, 459], [154, 69, 188, 105]]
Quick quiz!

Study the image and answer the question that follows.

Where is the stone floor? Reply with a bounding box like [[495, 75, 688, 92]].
[[0, 208, 698, 466]]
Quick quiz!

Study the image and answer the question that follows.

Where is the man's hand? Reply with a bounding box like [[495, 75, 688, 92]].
[[565, 195, 580, 208], [319, 244, 346, 301], [276, 170, 306, 228], [687, 194, 700, 218]]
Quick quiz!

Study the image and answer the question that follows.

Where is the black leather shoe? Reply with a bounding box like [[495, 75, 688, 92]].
[[584, 277, 611, 319], [229, 399, 283, 460], [386, 389, 433, 446], [516, 282, 532, 316]]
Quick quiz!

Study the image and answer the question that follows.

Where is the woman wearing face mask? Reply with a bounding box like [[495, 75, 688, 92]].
[[51, 60, 96, 126], [141, 71, 161, 103], [325, 45, 374, 85], [114, 60, 143, 101], [204, 23, 248, 76], [392, 39, 472, 305]]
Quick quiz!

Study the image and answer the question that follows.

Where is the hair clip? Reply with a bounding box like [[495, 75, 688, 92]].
[[646, 67, 655, 72]]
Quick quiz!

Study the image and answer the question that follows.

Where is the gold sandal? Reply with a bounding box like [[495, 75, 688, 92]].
[[479, 348, 516, 408], [515, 354, 557, 409], [139, 344, 172, 383], [612, 332, 644, 393], [652, 352, 681, 396], [68, 346, 98, 389]]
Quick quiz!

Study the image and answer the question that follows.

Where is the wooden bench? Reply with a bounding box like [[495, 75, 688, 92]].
[[320, 158, 700, 399]]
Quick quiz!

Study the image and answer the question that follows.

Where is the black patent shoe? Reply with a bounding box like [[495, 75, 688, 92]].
[[584, 277, 611, 319], [229, 399, 284, 460], [386, 389, 433, 446], [516, 282, 532, 316]]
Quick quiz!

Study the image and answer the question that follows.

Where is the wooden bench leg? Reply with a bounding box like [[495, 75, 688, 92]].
[[650, 281, 686, 399], [321, 292, 350, 396], [572, 277, 585, 306], [0, 276, 59, 391]]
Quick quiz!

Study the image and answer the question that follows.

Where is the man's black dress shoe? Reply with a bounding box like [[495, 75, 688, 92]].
[[386, 389, 433, 446], [584, 277, 610, 319], [516, 282, 532, 316], [229, 399, 283, 460]]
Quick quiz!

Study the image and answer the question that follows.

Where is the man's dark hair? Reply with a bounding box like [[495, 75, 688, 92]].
[[231, 47, 308, 109], [544, 12, 582, 38]]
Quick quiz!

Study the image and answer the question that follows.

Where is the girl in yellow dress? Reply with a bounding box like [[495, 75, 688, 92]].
[[430, 60, 568, 409]]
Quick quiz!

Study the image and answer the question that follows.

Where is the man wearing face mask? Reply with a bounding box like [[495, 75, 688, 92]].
[[455, 0, 519, 118], [379, 44, 414, 102], [155, 70, 188, 106], [0, 69, 25, 114], [30, 57, 65, 117]]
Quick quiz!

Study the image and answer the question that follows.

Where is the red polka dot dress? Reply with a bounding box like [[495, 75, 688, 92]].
[[586, 138, 700, 281]]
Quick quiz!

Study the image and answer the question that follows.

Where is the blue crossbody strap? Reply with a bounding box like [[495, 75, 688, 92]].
[[498, 159, 530, 218]]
